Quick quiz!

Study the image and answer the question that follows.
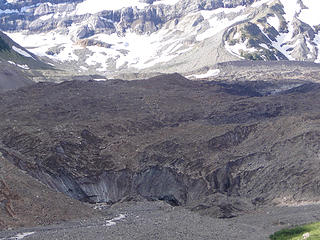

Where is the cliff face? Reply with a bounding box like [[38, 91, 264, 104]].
[[0, 0, 253, 33], [1, 72, 320, 213]]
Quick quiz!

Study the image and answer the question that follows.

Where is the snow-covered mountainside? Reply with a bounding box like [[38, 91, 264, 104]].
[[225, 0, 320, 62], [0, 0, 319, 77]]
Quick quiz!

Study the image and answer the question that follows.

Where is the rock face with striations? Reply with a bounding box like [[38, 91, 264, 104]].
[[1, 72, 320, 215]]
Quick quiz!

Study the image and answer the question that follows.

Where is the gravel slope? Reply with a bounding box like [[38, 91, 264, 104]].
[[1, 200, 320, 240]]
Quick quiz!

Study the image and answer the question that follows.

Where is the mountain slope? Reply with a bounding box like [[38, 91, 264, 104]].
[[225, 0, 320, 62], [1, 0, 318, 78]]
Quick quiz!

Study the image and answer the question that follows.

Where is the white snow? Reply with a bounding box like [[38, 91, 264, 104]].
[[75, 0, 148, 15], [272, 32, 295, 60], [234, 32, 240, 39], [306, 39, 314, 59], [7, 31, 81, 62], [39, 14, 53, 21], [93, 78, 107, 81], [251, 0, 273, 8], [199, 5, 244, 20], [9, 232, 35, 240], [189, 69, 221, 79], [104, 214, 126, 227], [196, 8, 248, 41], [299, 0, 320, 27], [260, 43, 268, 49], [267, 15, 280, 31], [6, 61, 29, 69], [225, 40, 257, 57], [80, 66, 88, 71], [280, 0, 301, 22], [7, 25, 193, 71], [17, 64, 30, 70], [276, 0, 320, 61], [224, 0, 320, 62], [6, 0, 320, 71], [12, 46, 33, 58], [257, 23, 295, 60], [314, 32, 320, 63], [85, 27, 191, 70]]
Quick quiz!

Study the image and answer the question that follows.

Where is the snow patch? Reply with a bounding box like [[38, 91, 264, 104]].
[[280, 0, 301, 22], [314, 32, 320, 63], [93, 78, 107, 81], [13, 232, 35, 240], [196, 10, 248, 41], [17, 64, 30, 70], [251, 0, 273, 8], [299, 0, 320, 27], [257, 24, 295, 60], [272, 32, 295, 60], [4, 232, 36, 240], [8, 20, 195, 71], [7, 31, 81, 62], [225, 40, 257, 57], [80, 66, 88, 71], [39, 14, 53, 21], [12, 46, 33, 58], [267, 15, 280, 31], [6, 60, 29, 69], [104, 214, 126, 227], [260, 43, 268, 49], [87, 28, 190, 70], [188, 69, 221, 79]]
